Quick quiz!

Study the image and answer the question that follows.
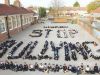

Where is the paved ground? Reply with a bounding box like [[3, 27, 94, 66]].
[[0, 20, 100, 75]]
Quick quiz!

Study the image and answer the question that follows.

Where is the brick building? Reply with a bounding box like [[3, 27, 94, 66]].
[[0, 0, 36, 42]]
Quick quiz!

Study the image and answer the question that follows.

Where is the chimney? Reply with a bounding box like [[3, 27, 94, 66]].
[[4, 0, 10, 5], [13, 0, 22, 7]]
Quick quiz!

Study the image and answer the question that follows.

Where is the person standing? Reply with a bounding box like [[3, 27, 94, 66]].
[[76, 66, 81, 75]]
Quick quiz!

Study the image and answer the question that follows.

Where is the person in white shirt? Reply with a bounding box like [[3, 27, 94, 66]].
[[29, 64, 34, 71], [85, 65, 90, 73], [39, 63, 44, 72], [44, 63, 48, 73]]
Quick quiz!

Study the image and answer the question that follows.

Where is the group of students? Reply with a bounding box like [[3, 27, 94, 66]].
[[7, 41, 38, 60], [57, 29, 78, 38], [29, 28, 78, 39], [43, 26, 68, 29], [38, 40, 52, 60], [50, 40, 100, 61], [79, 41, 100, 60], [0, 60, 100, 74], [7, 41, 23, 59], [0, 40, 16, 58], [7, 40, 52, 60], [64, 41, 100, 61], [82, 41, 100, 60], [0, 39, 100, 61], [50, 41, 63, 60]]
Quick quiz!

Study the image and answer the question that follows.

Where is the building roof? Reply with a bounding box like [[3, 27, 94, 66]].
[[0, 4, 34, 16], [92, 7, 100, 13], [13, 0, 22, 7]]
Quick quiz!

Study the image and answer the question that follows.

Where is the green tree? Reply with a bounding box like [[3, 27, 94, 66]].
[[87, 0, 100, 13], [73, 1, 80, 7], [39, 7, 46, 18]]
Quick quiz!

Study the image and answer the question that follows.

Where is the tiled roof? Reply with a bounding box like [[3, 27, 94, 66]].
[[92, 7, 100, 13], [0, 4, 34, 16]]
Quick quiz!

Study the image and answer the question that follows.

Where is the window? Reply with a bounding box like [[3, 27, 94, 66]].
[[12, 16, 17, 28], [22, 15, 29, 25], [0, 18, 6, 33], [16, 16, 21, 27], [22, 16, 24, 25], [25, 16, 27, 24], [32, 18, 34, 22], [8, 17, 13, 30], [22, 16, 26, 25], [27, 17, 29, 24], [29, 17, 32, 22]]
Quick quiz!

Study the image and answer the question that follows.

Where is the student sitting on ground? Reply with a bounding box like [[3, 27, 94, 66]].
[[85, 65, 90, 73]]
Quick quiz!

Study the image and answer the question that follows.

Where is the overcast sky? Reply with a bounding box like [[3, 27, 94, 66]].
[[0, 0, 94, 7]]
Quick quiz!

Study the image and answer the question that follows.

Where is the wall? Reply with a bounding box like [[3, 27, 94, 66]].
[[0, 14, 35, 42], [77, 19, 93, 35], [77, 19, 100, 42]]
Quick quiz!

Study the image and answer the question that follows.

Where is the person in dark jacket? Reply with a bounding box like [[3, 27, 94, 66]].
[[63, 64, 68, 73], [94, 63, 99, 73]]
